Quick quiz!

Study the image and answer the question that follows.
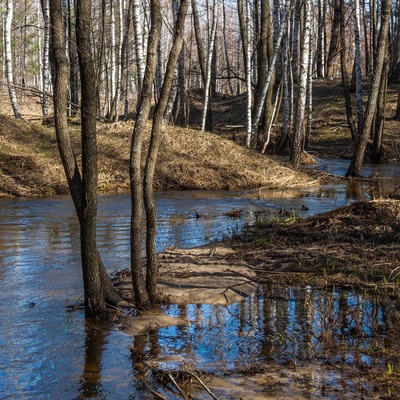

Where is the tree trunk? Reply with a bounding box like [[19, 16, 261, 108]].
[[340, 0, 358, 142], [354, 0, 364, 135], [144, 0, 190, 304], [191, 0, 207, 84], [371, 56, 389, 161], [346, 0, 391, 177], [67, 0, 79, 116], [251, 0, 289, 141], [253, 0, 274, 149], [133, 0, 145, 98], [5, 0, 21, 119], [316, 0, 325, 78], [326, 0, 340, 79], [222, 0, 234, 94], [50, 0, 122, 318], [200, 0, 217, 132], [129, 0, 162, 308], [290, 0, 311, 168], [245, 0, 252, 147], [41, 0, 50, 118], [76, 0, 109, 317]]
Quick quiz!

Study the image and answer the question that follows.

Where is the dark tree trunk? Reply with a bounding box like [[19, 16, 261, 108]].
[[144, 0, 190, 304], [253, 0, 274, 150], [67, 0, 79, 115], [129, 0, 162, 309], [340, 0, 357, 142], [50, 0, 122, 318], [326, 0, 341, 79], [76, 0, 108, 317], [346, 0, 391, 177], [371, 57, 389, 161]]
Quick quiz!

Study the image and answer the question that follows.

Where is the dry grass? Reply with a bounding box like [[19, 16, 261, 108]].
[[229, 199, 400, 291], [0, 115, 315, 198]]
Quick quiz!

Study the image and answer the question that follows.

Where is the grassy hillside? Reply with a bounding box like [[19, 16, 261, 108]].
[[1, 79, 399, 198], [0, 115, 313, 198]]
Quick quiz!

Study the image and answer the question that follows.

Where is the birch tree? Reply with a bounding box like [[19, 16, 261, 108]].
[[5, 0, 21, 119], [290, 0, 311, 168], [200, 0, 217, 132], [132, 0, 145, 97], [41, 0, 50, 118], [244, 0, 252, 147]]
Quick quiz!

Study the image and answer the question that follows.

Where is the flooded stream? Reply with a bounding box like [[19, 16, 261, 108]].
[[1, 159, 400, 399]]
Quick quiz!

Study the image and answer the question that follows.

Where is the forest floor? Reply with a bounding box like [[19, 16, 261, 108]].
[[1, 79, 399, 198], [1, 80, 400, 397]]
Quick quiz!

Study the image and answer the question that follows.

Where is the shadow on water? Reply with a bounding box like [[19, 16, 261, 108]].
[[1, 160, 400, 398]]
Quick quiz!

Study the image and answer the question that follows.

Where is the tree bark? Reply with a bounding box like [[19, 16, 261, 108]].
[[41, 0, 51, 118], [5, 0, 21, 119], [50, 0, 122, 318], [346, 0, 391, 177], [340, 0, 358, 142], [129, 0, 162, 308], [290, 0, 311, 168], [200, 0, 217, 132], [354, 0, 364, 135], [133, 0, 145, 98], [326, 0, 340, 79], [144, 0, 190, 304]]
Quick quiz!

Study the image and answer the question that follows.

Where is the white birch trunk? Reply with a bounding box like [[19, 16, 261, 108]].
[[113, 0, 125, 122], [200, 0, 217, 132], [305, 6, 313, 148], [124, 0, 132, 119], [354, 0, 364, 134], [36, 0, 43, 93], [291, 0, 301, 80], [110, 0, 116, 116], [41, 0, 50, 117], [291, 0, 311, 167], [261, 82, 281, 153], [133, 0, 145, 94], [245, 0, 252, 147], [5, 0, 21, 119]]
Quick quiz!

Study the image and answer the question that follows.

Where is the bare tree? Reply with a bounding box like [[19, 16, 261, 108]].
[[132, 0, 145, 97], [50, 0, 122, 317], [143, 0, 190, 303], [290, 0, 311, 168], [129, 0, 162, 308], [346, 0, 392, 177], [5, 0, 21, 119], [41, 0, 50, 118], [200, 0, 217, 132]]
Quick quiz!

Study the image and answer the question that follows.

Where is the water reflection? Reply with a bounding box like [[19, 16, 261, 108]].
[[1, 177, 400, 397], [78, 320, 111, 399], [127, 286, 400, 398]]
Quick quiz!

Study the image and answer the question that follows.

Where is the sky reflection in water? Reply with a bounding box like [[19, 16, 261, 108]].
[[1, 162, 400, 398]]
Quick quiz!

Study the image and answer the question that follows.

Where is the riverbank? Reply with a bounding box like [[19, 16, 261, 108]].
[[112, 198, 400, 398], [0, 115, 317, 198], [2, 79, 400, 198]]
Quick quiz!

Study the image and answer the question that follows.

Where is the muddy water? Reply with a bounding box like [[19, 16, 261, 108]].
[[1, 162, 400, 399]]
